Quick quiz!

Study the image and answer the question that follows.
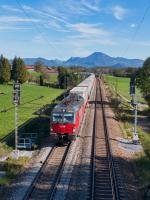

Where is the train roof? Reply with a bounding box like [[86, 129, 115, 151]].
[[52, 93, 84, 113], [70, 86, 88, 92]]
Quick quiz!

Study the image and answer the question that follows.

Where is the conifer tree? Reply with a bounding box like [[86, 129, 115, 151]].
[[12, 57, 29, 83], [0, 55, 11, 83], [0, 55, 3, 82]]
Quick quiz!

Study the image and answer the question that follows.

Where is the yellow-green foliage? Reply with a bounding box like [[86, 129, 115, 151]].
[[0, 143, 12, 157], [5, 157, 30, 177]]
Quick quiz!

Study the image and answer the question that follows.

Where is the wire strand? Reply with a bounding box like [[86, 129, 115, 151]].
[[122, 2, 150, 57], [15, 0, 62, 58]]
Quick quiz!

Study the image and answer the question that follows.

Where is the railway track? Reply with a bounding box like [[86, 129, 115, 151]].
[[90, 78, 126, 200], [23, 143, 71, 200]]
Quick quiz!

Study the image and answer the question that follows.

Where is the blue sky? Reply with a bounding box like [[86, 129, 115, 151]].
[[0, 0, 150, 60]]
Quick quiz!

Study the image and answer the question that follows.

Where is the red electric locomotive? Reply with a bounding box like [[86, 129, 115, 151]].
[[51, 93, 85, 143]]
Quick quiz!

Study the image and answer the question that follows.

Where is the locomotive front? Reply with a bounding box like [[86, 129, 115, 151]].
[[51, 111, 76, 141], [50, 94, 84, 143]]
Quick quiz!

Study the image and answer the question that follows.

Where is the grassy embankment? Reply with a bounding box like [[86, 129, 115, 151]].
[[0, 83, 64, 187], [0, 83, 63, 139], [104, 75, 150, 191]]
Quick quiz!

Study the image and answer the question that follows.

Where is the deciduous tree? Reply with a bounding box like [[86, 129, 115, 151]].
[[34, 60, 43, 72], [136, 57, 150, 107]]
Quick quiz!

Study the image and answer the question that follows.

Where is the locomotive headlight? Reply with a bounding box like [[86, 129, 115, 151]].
[[73, 128, 76, 133], [50, 128, 53, 132]]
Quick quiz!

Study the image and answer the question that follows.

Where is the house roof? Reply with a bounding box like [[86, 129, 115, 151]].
[[26, 65, 34, 69]]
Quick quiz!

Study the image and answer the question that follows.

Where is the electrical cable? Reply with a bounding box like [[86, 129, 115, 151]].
[[15, 0, 62, 58], [122, 1, 150, 57]]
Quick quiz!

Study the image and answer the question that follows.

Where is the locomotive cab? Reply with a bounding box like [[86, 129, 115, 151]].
[[51, 111, 77, 142], [50, 93, 84, 143]]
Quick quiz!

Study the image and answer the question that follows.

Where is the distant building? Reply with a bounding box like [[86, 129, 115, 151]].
[[26, 65, 35, 71], [42, 68, 58, 74], [25, 65, 58, 74]]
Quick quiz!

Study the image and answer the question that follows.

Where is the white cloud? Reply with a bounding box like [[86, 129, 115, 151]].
[[67, 23, 109, 36], [23, 5, 69, 25], [62, 0, 101, 16], [112, 5, 127, 20], [81, 0, 101, 12], [130, 23, 136, 28], [1, 5, 21, 12], [0, 25, 32, 32], [0, 16, 40, 23], [45, 20, 70, 32]]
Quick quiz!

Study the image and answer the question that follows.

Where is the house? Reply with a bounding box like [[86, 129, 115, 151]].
[[25, 65, 35, 71], [26, 65, 58, 74], [42, 67, 58, 74]]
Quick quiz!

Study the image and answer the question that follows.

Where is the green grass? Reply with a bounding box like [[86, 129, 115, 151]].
[[0, 143, 12, 157], [104, 75, 145, 103], [49, 74, 58, 83], [0, 83, 63, 139], [0, 177, 10, 185], [29, 71, 58, 83], [29, 71, 41, 77]]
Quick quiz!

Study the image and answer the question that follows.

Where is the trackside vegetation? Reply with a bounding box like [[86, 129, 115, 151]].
[[104, 75, 145, 103], [104, 75, 150, 195]]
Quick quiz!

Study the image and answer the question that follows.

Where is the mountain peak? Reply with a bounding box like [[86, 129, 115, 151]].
[[23, 52, 144, 68]]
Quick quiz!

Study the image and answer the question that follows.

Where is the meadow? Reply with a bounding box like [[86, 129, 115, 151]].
[[104, 75, 145, 103], [29, 71, 58, 83], [0, 83, 63, 139]]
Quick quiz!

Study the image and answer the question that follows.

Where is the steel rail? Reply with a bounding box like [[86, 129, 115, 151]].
[[90, 78, 121, 200], [23, 145, 56, 200], [23, 142, 71, 200], [90, 78, 97, 200], [48, 142, 71, 200], [98, 78, 120, 200]]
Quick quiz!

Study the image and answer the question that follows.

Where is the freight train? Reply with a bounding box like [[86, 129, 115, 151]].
[[50, 74, 95, 143]]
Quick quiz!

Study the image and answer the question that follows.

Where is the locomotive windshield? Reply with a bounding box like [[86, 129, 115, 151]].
[[63, 113, 74, 123], [52, 112, 74, 123], [52, 113, 63, 123]]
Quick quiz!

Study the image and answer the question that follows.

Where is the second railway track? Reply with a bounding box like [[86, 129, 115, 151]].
[[90, 78, 126, 200], [23, 143, 71, 200]]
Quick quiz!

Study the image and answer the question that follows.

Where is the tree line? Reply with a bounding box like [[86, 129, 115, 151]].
[[0, 55, 28, 84], [58, 66, 85, 89]]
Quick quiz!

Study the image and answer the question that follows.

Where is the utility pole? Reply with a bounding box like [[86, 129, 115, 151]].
[[115, 77, 118, 107], [13, 80, 21, 150], [130, 77, 139, 144]]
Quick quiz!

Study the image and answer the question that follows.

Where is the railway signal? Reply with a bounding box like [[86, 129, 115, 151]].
[[13, 81, 21, 150], [129, 77, 139, 144], [130, 77, 135, 96]]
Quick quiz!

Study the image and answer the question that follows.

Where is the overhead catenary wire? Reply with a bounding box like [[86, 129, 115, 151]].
[[15, 0, 62, 58], [122, 1, 150, 57]]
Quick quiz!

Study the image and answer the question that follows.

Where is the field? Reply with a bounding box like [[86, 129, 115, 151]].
[[0, 83, 63, 139], [29, 71, 58, 83], [104, 75, 145, 103]]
